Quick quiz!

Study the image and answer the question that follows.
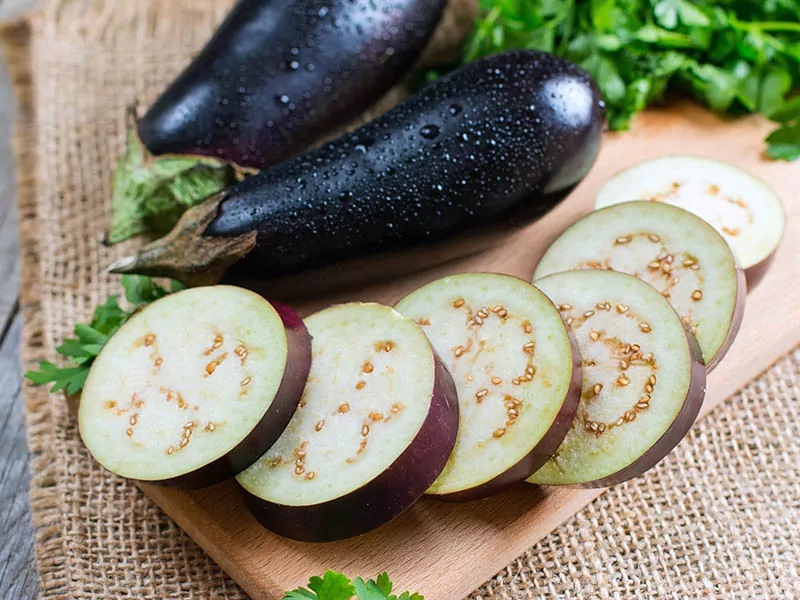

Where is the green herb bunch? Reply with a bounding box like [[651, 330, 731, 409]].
[[284, 571, 422, 600], [462, 0, 800, 159], [25, 276, 183, 395]]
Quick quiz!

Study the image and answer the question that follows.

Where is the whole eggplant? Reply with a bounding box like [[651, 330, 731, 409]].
[[138, 0, 448, 168], [112, 51, 606, 292]]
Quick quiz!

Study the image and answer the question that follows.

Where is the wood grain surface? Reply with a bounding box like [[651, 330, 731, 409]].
[[0, 316, 38, 600], [0, 32, 38, 599], [142, 103, 800, 600]]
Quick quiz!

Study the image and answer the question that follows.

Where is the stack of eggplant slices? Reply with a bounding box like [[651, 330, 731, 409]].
[[80, 150, 785, 541]]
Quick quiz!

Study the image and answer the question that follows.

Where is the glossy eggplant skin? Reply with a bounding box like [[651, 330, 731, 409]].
[[138, 0, 448, 168], [206, 50, 605, 282]]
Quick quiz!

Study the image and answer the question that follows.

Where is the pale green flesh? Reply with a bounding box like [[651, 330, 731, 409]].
[[594, 156, 785, 270], [79, 286, 288, 481], [396, 274, 575, 496], [528, 271, 693, 486], [237, 303, 434, 507], [534, 201, 740, 366]]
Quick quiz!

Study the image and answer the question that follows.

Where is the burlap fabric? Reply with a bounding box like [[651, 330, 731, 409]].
[[3, 1, 799, 598]]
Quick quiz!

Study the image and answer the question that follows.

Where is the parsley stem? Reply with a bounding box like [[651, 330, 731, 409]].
[[742, 21, 800, 34], [541, 0, 574, 32], [463, 7, 501, 62], [557, 2, 576, 55]]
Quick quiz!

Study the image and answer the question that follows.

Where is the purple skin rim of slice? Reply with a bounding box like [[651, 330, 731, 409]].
[[431, 331, 583, 502], [705, 267, 746, 373], [242, 353, 459, 542], [141, 301, 311, 490], [741, 183, 787, 289], [744, 251, 775, 290]]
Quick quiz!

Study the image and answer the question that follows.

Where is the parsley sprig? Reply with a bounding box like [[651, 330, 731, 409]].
[[459, 0, 800, 159], [25, 276, 183, 395], [284, 571, 423, 600]]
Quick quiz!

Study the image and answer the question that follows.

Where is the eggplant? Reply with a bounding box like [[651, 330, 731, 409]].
[[237, 302, 459, 542], [534, 201, 746, 371], [395, 273, 581, 501], [528, 270, 707, 488], [594, 156, 786, 288], [138, 0, 448, 168], [108, 0, 450, 244], [112, 50, 606, 292], [78, 286, 311, 489]]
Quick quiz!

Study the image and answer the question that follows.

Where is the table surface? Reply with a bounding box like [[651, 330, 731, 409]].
[[0, 14, 38, 598]]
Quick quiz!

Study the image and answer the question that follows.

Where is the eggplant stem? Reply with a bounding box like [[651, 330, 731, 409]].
[[108, 192, 257, 287]]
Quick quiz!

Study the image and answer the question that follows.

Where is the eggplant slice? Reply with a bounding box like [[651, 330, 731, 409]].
[[237, 303, 458, 542], [528, 271, 706, 487], [534, 201, 745, 370], [594, 156, 785, 287], [79, 286, 311, 488], [395, 274, 581, 501]]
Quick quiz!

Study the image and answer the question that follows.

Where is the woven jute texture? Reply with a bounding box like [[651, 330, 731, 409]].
[[4, 1, 800, 598]]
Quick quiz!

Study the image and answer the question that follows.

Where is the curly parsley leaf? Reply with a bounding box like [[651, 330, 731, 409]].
[[765, 124, 800, 160], [25, 276, 184, 395], [283, 571, 422, 600], [352, 573, 423, 600], [769, 97, 800, 123], [121, 273, 179, 306], [654, 0, 710, 30], [374, 573, 393, 595], [283, 591, 318, 600], [353, 577, 390, 600], [25, 362, 89, 396], [451, 0, 800, 160], [88, 296, 128, 335], [310, 571, 358, 600], [283, 571, 355, 600]]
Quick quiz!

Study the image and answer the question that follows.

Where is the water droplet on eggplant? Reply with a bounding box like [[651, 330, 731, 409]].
[[419, 125, 440, 140]]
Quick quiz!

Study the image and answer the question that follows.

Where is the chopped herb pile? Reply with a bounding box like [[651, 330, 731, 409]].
[[458, 0, 800, 159], [283, 571, 423, 600], [25, 276, 183, 395]]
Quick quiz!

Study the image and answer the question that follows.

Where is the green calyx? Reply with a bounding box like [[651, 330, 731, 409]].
[[105, 112, 248, 245]]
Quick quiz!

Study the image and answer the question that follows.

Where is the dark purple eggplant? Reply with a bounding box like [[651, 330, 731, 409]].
[[138, 0, 448, 168], [107, 0, 450, 244], [111, 50, 606, 292]]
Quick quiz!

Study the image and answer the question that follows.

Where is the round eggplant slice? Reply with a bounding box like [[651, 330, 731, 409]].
[[79, 286, 311, 489], [528, 271, 706, 488], [395, 274, 581, 501], [236, 303, 458, 542], [533, 201, 745, 370], [594, 156, 786, 287]]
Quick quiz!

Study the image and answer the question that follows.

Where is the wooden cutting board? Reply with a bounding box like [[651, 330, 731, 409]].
[[141, 102, 800, 600]]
